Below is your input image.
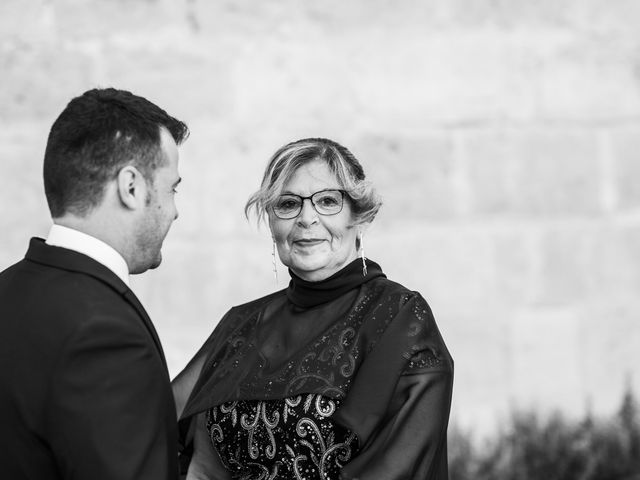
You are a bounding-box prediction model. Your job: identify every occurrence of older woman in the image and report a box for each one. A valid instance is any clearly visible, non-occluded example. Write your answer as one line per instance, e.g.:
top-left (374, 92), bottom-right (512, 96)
top-left (172, 138), bottom-right (453, 479)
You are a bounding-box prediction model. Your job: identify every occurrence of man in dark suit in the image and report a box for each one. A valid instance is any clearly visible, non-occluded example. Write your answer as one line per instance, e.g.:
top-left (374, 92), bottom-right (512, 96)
top-left (0, 88), bottom-right (189, 480)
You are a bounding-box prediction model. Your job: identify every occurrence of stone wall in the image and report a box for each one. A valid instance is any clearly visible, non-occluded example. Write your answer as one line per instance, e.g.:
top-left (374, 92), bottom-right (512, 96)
top-left (1, 0), bottom-right (639, 433)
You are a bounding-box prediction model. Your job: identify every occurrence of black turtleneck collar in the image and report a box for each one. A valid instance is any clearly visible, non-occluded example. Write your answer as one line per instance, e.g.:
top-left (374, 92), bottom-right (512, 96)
top-left (286, 258), bottom-right (386, 308)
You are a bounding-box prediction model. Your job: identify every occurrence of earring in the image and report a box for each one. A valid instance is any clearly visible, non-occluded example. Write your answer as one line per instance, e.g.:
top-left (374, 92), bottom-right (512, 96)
top-left (359, 232), bottom-right (367, 277)
top-left (271, 239), bottom-right (278, 284)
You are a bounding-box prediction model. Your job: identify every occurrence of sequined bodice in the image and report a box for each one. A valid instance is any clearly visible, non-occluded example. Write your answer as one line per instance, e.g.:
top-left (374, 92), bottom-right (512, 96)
top-left (206, 394), bottom-right (359, 480)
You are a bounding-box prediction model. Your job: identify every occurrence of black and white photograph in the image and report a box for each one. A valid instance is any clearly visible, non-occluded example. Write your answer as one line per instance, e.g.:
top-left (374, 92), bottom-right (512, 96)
top-left (0, 1), bottom-right (639, 479)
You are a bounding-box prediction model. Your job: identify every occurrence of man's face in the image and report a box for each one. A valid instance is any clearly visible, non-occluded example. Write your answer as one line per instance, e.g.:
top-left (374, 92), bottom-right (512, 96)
top-left (134, 127), bottom-right (181, 273)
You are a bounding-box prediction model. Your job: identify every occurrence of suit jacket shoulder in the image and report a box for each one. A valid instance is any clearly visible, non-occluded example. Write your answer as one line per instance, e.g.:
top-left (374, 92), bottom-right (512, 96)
top-left (0, 238), bottom-right (178, 480)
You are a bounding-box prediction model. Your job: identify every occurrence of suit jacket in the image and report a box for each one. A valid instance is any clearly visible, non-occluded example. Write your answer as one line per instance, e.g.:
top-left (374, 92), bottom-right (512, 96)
top-left (0, 238), bottom-right (178, 480)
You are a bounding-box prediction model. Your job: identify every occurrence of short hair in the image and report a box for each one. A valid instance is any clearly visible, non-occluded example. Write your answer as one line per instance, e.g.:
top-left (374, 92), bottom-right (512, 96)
top-left (245, 137), bottom-right (382, 226)
top-left (43, 88), bottom-right (189, 217)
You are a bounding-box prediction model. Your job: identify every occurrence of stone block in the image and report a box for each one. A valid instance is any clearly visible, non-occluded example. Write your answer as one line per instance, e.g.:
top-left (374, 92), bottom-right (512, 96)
top-left (51, 0), bottom-right (191, 40)
top-left (514, 129), bottom-right (600, 216)
top-left (492, 228), bottom-right (537, 306)
top-left (444, 0), bottom-right (640, 36)
top-left (591, 224), bottom-right (640, 295)
top-left (510, 308), bottom-right (585, 414)
top-left (352, 132), bottom-right (458, 221)
top-left (440, 0), bottom-right (574, 28)
top-left (99, 46), bottom-right (234, 122)
top-left (0, 122), bottom-right (52, 270)
top-left (348, 30), bottom-right (538, 126)
top-left (0, 1), bottom-right (57, 40)
top-left (367, 224), bottom-right (499, 308)
top-left (0, 44), bottom-right (95, 122)
top-left (183, 0), bottom-right (636, 36)
top-left (439, 308), bottom-right (512, 432)
top-left (369, 223), bottom-right (534, 310)
top-left (569, 0), bottom-right (640, 37)
top-left (578, 297), bottom-right (640, 415)
top-left (463, 128), bottom-right (603, 217)
top-left (533, 224), bottom-right (600, 306)
top-left (461, 129), bottom-right (517, 215)
top-left (224, 35), bottom-right (362, 137)
top-left (524, 129), bottom-right (602, 216)
top-left (609, 127), bottom-right (640, 210)
top-left (536, 45), bottom-right (640, 121)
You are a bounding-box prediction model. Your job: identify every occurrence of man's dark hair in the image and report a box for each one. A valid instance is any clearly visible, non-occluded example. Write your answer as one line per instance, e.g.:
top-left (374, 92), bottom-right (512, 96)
top-left (43, 88), bottom-right (189, 217)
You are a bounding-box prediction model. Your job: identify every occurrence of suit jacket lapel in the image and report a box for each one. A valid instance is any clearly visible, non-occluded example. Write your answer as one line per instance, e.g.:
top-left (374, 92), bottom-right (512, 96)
top-left (25, 238), bottom-right (169, 370)
top-left (122, 289), bottom-right (168, 369)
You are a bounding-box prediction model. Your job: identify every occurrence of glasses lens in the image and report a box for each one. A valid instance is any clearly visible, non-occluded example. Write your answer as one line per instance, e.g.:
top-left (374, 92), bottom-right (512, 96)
top-left (273, 195), bottom-right (302, 219)
top-left (312, 190), bottom-right (343, 215)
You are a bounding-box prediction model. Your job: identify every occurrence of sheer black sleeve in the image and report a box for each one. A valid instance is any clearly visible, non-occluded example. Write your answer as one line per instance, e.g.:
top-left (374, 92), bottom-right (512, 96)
top-left (340, 369), bottom-right (452, 479)
top-left (335, 293), bottom-right (454, 480)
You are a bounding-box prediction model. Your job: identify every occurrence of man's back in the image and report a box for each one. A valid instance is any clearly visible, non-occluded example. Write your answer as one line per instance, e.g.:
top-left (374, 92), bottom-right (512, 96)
top-left (0, 239), bottom-right (178, 480)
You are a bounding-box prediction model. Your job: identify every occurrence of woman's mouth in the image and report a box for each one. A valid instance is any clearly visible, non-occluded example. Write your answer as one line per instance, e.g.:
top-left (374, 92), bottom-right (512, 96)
top-left (293, 238), bottom-right (325, 247)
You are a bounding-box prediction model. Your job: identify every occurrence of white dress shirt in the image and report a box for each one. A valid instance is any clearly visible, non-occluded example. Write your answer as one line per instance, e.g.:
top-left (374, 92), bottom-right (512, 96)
top-left (46, 224), bottom-right (130, 286)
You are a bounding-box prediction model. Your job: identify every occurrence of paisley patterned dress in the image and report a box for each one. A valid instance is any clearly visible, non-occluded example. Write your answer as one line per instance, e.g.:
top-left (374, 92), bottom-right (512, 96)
top-left (206, 394), bottom-right (358, 480)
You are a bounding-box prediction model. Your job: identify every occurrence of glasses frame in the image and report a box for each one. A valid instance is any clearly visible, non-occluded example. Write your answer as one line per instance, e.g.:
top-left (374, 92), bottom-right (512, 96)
top-left (271, 189), bottom-right (346, 220)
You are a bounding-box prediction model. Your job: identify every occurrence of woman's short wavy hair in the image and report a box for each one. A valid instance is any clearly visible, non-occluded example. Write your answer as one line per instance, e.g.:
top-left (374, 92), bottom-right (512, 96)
top-left (245, 138), bottom-right (382, 226)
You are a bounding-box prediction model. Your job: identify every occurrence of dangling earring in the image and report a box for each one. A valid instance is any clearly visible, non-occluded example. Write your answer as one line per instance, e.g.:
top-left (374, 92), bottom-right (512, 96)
top-left (359, 232), bottom-right (367, 276)
top-left (271, 239), bottom-right (278, 284)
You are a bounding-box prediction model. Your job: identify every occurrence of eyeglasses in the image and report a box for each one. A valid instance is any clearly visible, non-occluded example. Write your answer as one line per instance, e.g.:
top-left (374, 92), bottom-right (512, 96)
top-left (272, 189), bottom-right (346, 219)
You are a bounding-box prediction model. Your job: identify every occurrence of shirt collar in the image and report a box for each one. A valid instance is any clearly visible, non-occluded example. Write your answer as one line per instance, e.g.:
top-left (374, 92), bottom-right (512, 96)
top-left (45, 224), bottom-right (130, 286)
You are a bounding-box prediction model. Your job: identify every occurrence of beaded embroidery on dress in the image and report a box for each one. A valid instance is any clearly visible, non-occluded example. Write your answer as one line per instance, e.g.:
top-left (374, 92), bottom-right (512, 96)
top-left (207, 394), bottom-right (359, 480)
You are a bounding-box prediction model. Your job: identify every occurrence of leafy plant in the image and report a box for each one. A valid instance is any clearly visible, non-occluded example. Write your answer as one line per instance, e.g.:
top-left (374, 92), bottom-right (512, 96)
top-left (449, 387), bottom-right (640, 480)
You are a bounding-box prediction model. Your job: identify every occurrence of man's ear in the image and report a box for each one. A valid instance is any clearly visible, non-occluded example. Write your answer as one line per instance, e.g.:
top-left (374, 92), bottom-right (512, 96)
top-left (116, 165), bottom-right (147, 210)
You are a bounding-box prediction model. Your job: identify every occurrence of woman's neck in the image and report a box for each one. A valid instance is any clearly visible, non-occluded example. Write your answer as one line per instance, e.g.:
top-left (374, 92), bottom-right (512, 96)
top-left (289, 251), bottom-right (359, 283)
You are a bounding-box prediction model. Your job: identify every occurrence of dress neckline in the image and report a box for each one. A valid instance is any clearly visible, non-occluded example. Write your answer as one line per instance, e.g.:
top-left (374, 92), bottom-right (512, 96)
top-left (286, 258), bottom-right (385, 308)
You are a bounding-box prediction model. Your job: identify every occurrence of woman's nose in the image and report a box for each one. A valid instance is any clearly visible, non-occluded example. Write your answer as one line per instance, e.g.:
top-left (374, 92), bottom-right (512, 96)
top-left (296, 198), bottom-right (319, 226)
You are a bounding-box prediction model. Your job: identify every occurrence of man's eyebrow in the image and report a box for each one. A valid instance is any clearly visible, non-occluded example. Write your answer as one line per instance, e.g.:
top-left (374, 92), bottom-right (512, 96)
top-left (173, 177), bottom-right (182, 187)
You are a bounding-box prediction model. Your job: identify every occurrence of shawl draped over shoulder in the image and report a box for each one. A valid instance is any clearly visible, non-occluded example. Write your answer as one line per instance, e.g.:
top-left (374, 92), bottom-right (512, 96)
top-left (172, 258), bottom-right (453, 479)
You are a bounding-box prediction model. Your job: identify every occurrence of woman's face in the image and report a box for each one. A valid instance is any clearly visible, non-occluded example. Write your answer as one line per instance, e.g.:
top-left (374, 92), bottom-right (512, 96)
top-left (269, 158), bottom-right (359, 282)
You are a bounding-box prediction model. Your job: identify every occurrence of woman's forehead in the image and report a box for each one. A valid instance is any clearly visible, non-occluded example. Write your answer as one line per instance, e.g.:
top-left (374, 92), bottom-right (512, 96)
top-left (280, 160), bottom-right (341, 193)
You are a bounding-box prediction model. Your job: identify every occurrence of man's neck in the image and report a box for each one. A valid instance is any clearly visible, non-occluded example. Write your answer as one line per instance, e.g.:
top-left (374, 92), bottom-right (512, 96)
top-left (47, 219), bottom-right (131, 285)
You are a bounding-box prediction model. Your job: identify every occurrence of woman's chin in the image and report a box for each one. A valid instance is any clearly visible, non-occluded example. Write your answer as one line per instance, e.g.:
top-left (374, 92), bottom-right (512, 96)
top-left (290, 262), bottom-right (330, 281)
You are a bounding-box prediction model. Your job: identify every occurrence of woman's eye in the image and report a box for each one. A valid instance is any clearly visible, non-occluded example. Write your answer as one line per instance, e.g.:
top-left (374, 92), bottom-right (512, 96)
top-left (277, 199), bottom-right (299, 210)
top-left (318, 196), bottom-right (339, 206)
